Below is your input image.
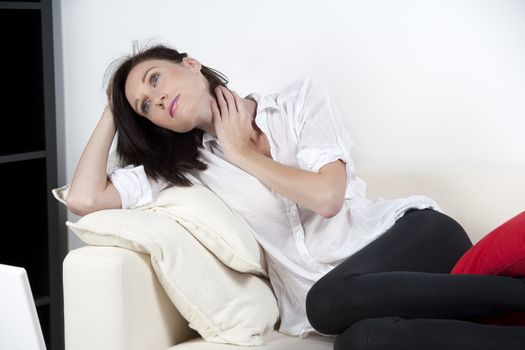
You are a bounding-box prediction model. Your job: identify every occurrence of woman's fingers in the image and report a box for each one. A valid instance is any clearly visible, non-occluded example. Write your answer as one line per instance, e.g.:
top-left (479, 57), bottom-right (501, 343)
top-left (217, 85), bottom-right (241, 114)
top-left (231, 90), bottom-right (243, 113)
top-left (215, 86), bottom-right (228, 118)
top-left (219, 86), bottom-right (236, 112)
top-left (211, 98), bottom-right (220, 122)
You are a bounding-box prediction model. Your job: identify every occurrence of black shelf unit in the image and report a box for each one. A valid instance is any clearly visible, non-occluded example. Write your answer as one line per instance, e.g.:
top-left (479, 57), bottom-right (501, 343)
top-left (0, 1), bottom-right (66, 349)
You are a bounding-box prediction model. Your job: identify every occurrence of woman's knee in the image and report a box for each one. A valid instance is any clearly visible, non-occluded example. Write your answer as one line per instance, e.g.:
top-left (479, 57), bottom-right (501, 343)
top-left (410, 209), bottom-right (473, 270)
top-left (306, 274), bottom-right (373, 335)
top-left (306, 277), bottom-right (335, 334)
top-left (427, 210), bottom-right (473, 259)
top-left (420, 209), bottom-right (469, 238)
top-left (306, 275), bottom-right (352, 334)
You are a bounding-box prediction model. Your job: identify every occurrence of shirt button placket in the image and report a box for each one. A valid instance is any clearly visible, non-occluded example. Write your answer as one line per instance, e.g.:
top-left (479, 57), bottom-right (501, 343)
top-left (287, 202), bottom-right (332, 274)
top-left (288, 206), bottom-right (303, 235)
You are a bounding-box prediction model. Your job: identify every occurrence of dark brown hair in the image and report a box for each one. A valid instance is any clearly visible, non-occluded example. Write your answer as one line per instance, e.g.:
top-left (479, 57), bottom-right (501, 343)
top-left (106, 43), bottom-right (228, 186)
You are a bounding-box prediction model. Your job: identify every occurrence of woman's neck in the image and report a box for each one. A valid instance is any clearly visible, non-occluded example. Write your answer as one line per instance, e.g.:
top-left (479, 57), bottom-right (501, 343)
top-left (201, 96), bottom-right (259, 140)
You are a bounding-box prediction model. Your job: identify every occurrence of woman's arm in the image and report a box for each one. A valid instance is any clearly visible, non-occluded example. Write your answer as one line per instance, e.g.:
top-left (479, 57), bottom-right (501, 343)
top-left (233, 150), bottom-right (347, 218)
top-left (66, 105), bottom-right (122, 216)
top-left (212, 85), bottom-right (347, 218)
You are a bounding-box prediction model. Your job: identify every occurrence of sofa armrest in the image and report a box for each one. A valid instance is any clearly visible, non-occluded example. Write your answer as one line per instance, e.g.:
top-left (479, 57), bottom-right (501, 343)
top-left (63, 246), bottom-right (198, 350)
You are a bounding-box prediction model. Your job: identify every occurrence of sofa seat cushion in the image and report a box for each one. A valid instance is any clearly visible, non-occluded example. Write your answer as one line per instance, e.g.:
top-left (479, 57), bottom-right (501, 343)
top-left (168, 331), bottom-right (334, 350)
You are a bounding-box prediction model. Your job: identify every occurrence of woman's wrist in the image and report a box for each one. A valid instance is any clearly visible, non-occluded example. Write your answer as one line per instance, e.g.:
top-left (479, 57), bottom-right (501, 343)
top-left (102, 104), bottom-right (113, 118)
top-left (101, 104), bottom-right (116, 129)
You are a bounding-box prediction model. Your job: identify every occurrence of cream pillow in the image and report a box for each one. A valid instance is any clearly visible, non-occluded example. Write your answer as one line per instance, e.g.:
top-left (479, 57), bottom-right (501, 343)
top-left (64, 209), bottom-right (279, 346)
top-left (52, 182), bottom-right (267, 277)
top-left (140, 185), bottom-right (267, 276)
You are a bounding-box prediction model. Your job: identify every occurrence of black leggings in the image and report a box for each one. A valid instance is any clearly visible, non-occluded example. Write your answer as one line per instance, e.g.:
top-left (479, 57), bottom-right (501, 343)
top-left (305, 208), bottom-right (525, 350)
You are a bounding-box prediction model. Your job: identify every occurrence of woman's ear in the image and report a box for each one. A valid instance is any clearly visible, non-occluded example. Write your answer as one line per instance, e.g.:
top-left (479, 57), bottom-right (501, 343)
top-left (183, 56), bottom-right (202, 72)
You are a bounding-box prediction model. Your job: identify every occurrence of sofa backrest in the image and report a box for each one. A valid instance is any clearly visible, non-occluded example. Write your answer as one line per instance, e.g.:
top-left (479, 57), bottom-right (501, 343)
top-left (356, 165), bottom-right (525, 243)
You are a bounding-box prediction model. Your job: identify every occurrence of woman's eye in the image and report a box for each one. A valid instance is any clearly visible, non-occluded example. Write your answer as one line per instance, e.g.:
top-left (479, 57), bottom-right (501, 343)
top-left (142, 72), bottom-right (158, 115)
top-left (142, 100), bottom-right (151, 114)
top-left (150, 73), bottom-right (159, 87)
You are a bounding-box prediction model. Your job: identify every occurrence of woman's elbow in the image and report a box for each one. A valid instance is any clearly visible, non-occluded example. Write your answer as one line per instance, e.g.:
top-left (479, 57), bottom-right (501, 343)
top-left (321, 204), bottom-right (343, 219)
top-left (67, 186), bottom-right (122, 215)
top-left (319, 192), bottom-right (345, 219)
top-left (66, 194), bottom-right (96, 217)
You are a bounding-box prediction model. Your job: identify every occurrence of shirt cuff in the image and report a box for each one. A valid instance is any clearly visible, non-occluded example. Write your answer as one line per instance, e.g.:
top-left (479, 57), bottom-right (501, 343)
top-left (297, 147), bottom-right (348, 173)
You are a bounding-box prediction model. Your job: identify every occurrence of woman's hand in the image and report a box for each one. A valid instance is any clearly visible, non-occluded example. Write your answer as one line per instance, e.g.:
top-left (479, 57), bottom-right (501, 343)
top-left (211, 85), bottom-right (255, 163)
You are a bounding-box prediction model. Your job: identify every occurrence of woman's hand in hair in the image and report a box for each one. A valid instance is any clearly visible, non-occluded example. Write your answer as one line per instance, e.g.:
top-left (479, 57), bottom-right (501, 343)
top-left (211, 85), bottom-right (256, 163)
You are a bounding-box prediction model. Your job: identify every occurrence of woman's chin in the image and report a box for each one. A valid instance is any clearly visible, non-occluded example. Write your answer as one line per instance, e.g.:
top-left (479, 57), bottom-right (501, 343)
top-left (166, 123), bottom-right (194, 134)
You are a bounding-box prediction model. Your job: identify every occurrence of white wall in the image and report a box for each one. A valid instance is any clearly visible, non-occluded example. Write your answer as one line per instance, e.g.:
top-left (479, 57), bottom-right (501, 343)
top-left (56, 0), bottom-right (525, 250)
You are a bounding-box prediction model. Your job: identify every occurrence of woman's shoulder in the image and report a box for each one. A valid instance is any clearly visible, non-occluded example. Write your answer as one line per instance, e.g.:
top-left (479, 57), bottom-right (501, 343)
top-left (276, 76), bottom-right (328, 105)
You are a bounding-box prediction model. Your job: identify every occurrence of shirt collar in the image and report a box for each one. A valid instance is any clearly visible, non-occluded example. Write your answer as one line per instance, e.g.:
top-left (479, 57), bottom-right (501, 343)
top-left (202, 130), bottom-right (217, 145)
top-left (202, 91), bottom-right (279, 146)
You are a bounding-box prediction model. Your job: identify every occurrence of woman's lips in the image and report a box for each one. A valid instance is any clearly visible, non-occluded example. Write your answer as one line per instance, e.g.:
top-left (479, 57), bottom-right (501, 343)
top-left (169, 94), bottom-right (181, 117)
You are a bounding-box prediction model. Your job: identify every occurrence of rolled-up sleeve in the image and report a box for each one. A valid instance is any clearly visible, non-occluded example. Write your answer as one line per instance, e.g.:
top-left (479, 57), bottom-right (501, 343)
top-left (296, 78), bottom-right (353, 172)
top-left (295, 78), bottom-right (362, 199)
top-left (107, 164), bottom-right (168, 209)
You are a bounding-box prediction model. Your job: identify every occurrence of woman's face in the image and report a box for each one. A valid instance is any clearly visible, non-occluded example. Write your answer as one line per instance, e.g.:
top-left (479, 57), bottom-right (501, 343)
top-left (124, 57), bottom-right (212, 133)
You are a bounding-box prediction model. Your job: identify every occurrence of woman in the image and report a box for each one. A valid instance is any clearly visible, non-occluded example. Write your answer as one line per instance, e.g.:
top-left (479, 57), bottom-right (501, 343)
top-left (67, 44), bottom-right (525, 349)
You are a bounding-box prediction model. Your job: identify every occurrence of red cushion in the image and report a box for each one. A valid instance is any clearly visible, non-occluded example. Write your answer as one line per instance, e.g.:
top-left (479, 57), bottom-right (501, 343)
top-left (450, 211), bottom-right (525, 326)
top-left (450, 210), bottom-right (525, 276)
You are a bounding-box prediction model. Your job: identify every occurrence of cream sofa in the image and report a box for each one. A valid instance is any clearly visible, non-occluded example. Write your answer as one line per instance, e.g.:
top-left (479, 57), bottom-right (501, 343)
top-left (63, 166), bottom-right (525, 350)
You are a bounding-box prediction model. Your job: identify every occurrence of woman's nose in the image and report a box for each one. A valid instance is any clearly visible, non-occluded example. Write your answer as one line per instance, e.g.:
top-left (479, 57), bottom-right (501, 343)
top-left (153, 93), bottom-right (167, 108)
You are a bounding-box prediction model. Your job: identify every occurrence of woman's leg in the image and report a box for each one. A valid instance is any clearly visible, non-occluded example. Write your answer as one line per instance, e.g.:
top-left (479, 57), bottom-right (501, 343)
top-left (305, 209), bottom-right (525, 334)
top-left (335, 317), bottom-right (525, 350)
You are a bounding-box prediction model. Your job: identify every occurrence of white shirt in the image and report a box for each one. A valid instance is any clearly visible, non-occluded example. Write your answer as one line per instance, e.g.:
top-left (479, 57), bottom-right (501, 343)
top-left (108, 77), bottom-right (441, 337)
